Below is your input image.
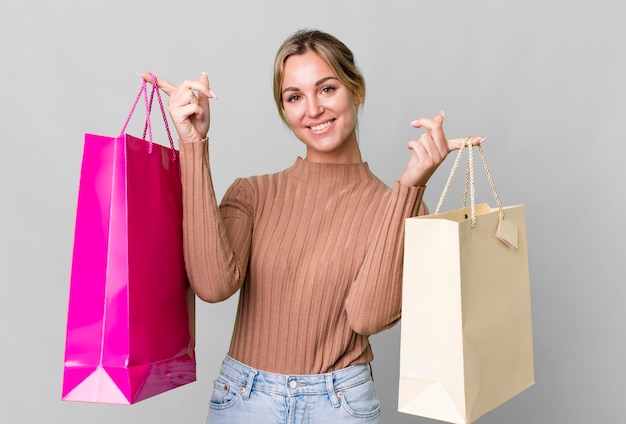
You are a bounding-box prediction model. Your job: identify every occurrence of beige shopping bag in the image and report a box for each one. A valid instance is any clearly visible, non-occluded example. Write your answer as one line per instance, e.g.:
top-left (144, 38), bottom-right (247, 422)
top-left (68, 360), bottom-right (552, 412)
top-left (399, 139), bottom-right (534, 424)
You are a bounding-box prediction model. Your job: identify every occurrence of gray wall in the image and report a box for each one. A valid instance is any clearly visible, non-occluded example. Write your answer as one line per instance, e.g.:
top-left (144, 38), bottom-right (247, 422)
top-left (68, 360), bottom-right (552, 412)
top-left (1, 1), bottom-right (624, 423)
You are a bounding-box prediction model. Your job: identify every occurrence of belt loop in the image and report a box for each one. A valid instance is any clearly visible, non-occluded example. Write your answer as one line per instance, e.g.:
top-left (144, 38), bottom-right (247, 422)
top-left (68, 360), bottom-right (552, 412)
top-left (243, 368), bottom-right (258, 400)
top-left (325, 373), bottom-right (340, 408)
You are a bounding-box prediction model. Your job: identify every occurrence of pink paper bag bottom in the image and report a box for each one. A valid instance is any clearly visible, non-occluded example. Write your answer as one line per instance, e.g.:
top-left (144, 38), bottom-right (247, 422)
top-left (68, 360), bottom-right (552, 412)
top-left (62, 352), bottom-right (196, 404)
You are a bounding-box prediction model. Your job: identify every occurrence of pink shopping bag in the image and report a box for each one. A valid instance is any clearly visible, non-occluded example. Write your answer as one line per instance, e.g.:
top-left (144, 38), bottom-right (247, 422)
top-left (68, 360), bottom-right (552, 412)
top-left (62, 75), bottom-right (196, 404)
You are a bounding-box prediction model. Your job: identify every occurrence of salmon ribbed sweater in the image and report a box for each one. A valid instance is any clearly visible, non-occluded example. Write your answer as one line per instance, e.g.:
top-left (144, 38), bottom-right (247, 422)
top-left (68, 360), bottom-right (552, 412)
top-left (180, 139), bottom-right (426, 374)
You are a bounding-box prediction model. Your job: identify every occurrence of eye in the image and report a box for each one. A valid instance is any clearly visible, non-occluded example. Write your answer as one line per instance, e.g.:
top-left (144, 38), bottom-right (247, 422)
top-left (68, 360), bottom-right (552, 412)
top-left (286, 94), bottom-right (301, 103)
top-left (321, 85), bottom-right (336, 94)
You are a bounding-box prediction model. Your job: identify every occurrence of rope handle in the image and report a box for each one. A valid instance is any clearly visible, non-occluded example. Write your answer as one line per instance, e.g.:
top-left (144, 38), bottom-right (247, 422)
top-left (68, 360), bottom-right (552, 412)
top-left (119, 73), bottom-right (177, 160)
top-left (141, 83), bottom-right (155, 141)
top-left (434, 137), bottom-right (504, 227)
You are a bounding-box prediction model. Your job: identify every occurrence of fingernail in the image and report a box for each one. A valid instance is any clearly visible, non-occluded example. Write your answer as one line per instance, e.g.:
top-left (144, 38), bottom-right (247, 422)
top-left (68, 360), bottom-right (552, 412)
top-left (410, 120), bottom-right (418, 126)
top-left (478, 136), bottom-right (487, 144)
top-left (202, 71), bottom-right (207, 75)
top-left (439, 110), bottom-right (445, 117)
top-left (136, 72), bottom-right (152, 82)
top-left (209, 89), bottom-right (219, 100)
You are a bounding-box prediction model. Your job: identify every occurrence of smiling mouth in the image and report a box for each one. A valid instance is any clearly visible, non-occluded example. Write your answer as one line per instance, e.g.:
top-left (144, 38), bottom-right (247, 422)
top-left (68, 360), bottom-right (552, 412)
top-left (308, 119), bottom-right (335, 131)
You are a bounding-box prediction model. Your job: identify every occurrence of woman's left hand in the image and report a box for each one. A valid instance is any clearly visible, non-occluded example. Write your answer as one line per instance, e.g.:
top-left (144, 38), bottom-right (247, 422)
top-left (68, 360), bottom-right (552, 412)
top-left (400, 111), bottom-right (485, 187)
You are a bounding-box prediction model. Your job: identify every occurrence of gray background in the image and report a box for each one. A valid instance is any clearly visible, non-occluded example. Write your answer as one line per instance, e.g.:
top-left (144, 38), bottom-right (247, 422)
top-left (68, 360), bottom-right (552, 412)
top-left (1, 0), bottom-right (624, 423)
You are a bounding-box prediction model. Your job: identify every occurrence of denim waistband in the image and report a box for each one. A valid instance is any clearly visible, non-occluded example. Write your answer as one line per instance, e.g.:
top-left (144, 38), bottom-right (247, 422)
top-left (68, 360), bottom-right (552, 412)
top-left (218, 355), bottom-right (373, 402)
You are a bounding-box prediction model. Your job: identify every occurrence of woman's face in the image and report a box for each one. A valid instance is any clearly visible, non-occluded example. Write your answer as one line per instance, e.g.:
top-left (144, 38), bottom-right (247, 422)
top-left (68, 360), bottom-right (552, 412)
top-left (281, 50), bottom-right (361, 163)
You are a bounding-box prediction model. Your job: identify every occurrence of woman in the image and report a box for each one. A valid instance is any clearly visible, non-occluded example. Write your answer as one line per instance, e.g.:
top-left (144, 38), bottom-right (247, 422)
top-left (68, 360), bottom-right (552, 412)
top-left (142, 29), bottom-right (483, 423)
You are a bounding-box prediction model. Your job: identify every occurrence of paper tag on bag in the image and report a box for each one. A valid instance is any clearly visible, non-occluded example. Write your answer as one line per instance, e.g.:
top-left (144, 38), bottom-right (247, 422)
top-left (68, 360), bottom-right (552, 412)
top-left (495, 216), bottom-right (518, 249)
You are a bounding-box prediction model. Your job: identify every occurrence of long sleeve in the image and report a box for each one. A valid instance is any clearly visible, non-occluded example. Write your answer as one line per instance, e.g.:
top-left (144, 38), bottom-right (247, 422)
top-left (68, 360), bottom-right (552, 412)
top-left (344, 182), bottom-right (427, 335)
top-left (179, 140), bottom-right (253, 303)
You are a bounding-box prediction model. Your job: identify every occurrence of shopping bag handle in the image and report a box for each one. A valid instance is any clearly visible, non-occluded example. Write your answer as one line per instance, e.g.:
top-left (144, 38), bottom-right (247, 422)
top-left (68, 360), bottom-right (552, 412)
top-left (434, 137), bottom-right (505, 227)
top-left (119, 73), bottom-right (177, 160)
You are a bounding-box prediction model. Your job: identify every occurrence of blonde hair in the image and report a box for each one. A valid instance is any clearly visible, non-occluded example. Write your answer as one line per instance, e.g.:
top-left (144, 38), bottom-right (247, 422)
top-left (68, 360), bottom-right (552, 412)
top-left (273, 29), bottom-right (366, 125)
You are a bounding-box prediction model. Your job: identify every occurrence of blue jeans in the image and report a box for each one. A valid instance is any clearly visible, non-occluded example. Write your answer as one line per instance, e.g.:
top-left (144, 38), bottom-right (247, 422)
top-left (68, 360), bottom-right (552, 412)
top-left (207, 355), bottom-right (382, 424)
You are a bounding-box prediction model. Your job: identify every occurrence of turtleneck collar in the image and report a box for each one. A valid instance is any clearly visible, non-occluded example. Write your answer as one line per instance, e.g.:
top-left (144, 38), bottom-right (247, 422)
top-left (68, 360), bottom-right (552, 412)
top-left (285, 157), bottom-right (374, 183)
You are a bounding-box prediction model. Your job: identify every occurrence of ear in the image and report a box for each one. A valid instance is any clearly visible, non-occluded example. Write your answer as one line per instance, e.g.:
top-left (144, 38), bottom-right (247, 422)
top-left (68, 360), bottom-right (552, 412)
top-left (354, 88), bottom-right (364, 106)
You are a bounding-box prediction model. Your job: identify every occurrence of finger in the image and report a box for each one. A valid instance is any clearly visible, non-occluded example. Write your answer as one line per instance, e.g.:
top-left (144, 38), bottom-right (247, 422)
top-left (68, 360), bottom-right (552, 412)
top-left (410, 134), bottom-right (446, 164)
top-left (406, 141), bottom-right (425, 167)
top-left (179, 77), bottom-right (214, 100)
top-left (197, 71), bottom-right (217, 100)
top-left (409, 110), bottom-right (445, 129)
top-left (196, 72), bottom-right (209, 103)
top-left (172, 103), bottom-right (205, 124)
top-left (410, 112), bottom-right (447, 150)
top-left (447, 136), bottom-right (487, 151)
top-left (194, 74), bottom-right (208, 120)
top-left (137, 72), bottom-right (177, 96)
top-left (189, 73), bottom-right (210, 120)
top-left (169, 92), bottom-right (201, 120)
top-left (407, 140), bottom-right (427, 156)
top-left (169, 85), bottom-right (197, 109)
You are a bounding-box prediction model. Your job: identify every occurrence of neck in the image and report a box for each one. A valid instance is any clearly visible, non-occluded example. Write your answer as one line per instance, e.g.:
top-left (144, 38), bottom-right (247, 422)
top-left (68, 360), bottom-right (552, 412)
top-left (304, 131), bottom-right (363, 164)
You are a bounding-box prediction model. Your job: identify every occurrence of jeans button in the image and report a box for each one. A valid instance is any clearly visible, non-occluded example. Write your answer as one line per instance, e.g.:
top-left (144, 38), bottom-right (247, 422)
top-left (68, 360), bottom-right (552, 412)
top-left (289, 380), bottom-right (297, 389)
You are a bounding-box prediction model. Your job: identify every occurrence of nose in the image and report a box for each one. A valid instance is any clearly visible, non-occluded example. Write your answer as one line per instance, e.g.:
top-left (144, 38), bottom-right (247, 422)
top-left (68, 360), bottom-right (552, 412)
top-left (306, 97), bottom-right (324, 118)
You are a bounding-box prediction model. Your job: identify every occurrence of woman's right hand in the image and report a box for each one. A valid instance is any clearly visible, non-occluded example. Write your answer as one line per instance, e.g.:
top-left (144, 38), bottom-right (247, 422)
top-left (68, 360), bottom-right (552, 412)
top-left (138, 72), bottom-right (216, 143)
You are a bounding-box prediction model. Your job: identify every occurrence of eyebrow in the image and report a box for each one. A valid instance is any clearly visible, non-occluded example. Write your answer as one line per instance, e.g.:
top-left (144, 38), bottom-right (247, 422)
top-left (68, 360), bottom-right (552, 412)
top-left (282, 76), bottom-right (339, 95)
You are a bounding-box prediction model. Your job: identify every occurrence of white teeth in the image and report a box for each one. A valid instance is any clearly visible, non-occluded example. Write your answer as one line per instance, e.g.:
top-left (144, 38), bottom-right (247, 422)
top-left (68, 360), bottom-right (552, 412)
top-left (310, 121), bottom-right (331, 131)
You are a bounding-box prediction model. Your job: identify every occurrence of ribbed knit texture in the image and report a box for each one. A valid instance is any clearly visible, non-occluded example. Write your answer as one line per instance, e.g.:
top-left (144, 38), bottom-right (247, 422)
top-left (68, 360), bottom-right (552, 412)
top-left (180, 139), bottom-right (426, 374)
